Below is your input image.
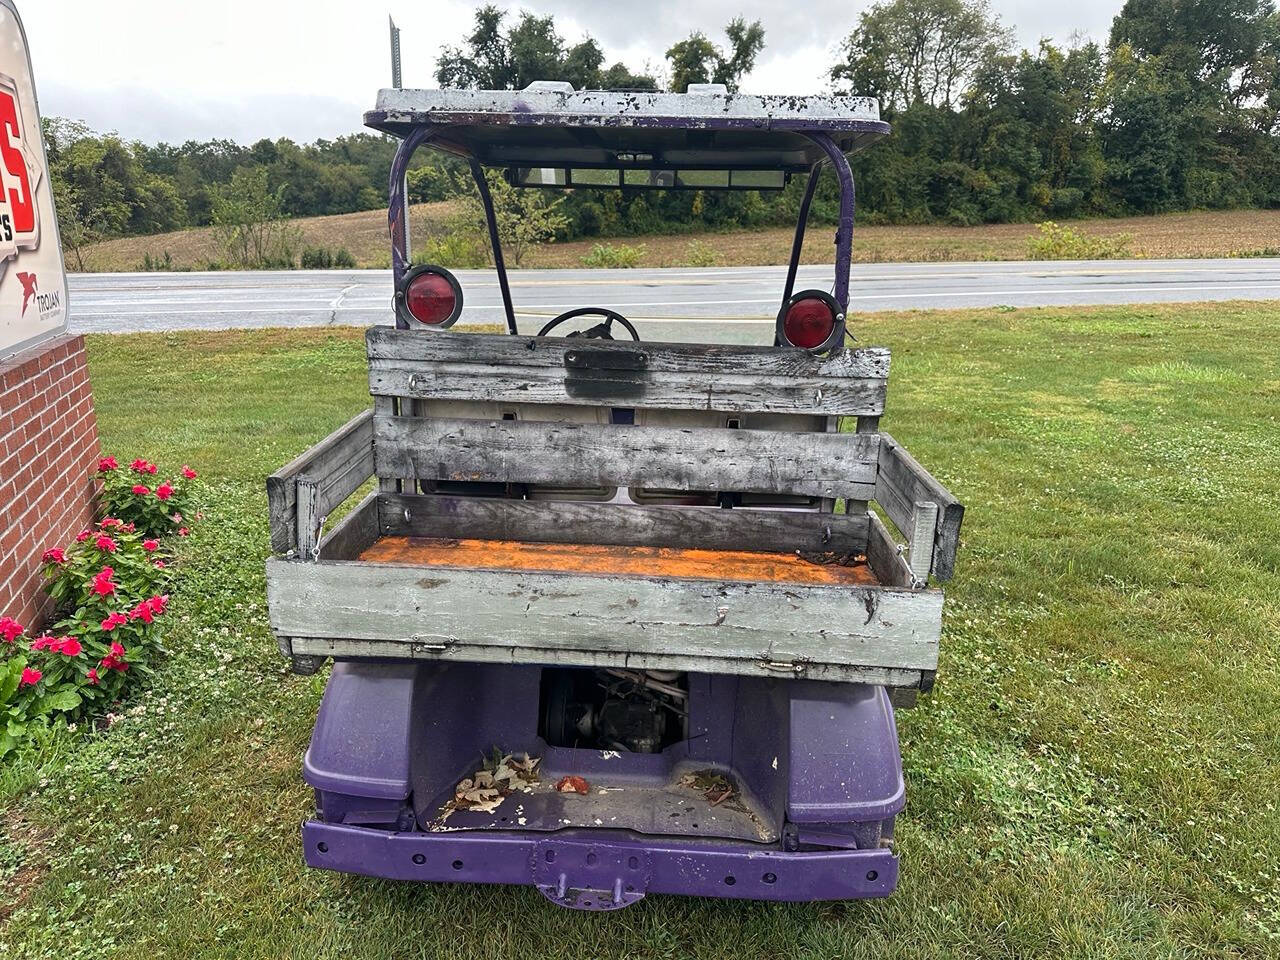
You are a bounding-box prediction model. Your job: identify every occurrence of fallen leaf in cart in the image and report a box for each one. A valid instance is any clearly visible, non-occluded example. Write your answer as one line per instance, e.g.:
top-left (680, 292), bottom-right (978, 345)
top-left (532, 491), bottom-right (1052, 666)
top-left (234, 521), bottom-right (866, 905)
top-left (556, 775), bottom-right (590, 794)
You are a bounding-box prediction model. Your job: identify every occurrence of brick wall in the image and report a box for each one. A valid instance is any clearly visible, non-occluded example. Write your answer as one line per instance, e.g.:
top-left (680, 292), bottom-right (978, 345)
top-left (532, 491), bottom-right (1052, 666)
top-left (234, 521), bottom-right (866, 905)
top-left (0, 334), bottom-right (100, 629)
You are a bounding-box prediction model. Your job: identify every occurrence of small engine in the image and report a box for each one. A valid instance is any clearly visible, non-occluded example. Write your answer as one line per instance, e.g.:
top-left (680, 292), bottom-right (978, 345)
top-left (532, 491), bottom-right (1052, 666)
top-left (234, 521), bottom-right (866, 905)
top-left (540, 667), bottom-right (687, 753)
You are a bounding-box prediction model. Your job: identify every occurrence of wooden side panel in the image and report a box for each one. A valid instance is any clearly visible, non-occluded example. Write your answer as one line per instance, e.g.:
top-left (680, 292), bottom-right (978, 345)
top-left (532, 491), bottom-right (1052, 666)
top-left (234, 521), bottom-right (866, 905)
top-left (317, 492), bottom-right (381, 560)
top-left (377, 493), bottom-right (871, 555)
top-left (266, 557), bottom-right (942, 684)
top-left (875, 433), bottom-right (964, 581)
top-left (265, 409), bottom-right (375, 554)
top-left (374, 416), bottom-right (880, 501)
top-left (366, 327), bottom-right (889, 417)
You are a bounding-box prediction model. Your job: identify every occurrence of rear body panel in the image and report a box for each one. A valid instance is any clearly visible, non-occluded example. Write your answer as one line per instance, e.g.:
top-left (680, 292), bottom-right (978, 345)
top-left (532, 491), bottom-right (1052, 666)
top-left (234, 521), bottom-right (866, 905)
top-left (302, 661), bottom-right (904, 908)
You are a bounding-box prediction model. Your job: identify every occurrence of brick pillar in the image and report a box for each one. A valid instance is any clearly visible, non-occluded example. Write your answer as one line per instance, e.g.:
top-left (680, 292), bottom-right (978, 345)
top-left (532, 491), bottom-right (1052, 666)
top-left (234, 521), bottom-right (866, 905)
top-left (0, 334), bottom-right (100, 629)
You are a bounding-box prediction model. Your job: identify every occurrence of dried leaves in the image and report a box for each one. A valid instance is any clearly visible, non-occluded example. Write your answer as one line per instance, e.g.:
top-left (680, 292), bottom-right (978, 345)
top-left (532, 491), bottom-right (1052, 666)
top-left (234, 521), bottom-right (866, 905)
top-left (452, 752), bottom-right (542, 814)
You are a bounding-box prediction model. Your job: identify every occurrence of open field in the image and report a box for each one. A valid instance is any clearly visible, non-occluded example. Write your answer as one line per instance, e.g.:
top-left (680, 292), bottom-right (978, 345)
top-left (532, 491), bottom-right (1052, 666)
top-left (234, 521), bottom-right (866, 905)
top-left (2, 302), bottom-right (1279, 958)
top-left (78, 207), bottom-right (1280, 272)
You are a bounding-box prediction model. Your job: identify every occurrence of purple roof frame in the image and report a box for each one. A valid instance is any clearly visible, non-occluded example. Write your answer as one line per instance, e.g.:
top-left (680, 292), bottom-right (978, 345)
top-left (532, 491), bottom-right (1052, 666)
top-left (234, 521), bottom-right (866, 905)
top-left (372, 84), bottom-right (889, 338)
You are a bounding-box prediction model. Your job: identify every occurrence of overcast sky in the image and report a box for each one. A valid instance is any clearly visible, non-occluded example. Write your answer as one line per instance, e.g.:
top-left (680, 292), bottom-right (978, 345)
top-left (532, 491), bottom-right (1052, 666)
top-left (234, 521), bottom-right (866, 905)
top-left (22, 0), bottom-right (1121, 145)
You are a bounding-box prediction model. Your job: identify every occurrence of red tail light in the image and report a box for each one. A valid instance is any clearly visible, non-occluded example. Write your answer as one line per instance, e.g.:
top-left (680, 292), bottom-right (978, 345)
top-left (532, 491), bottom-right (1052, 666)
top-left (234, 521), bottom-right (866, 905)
top-left (778, 290), bottom-right (842, 352)
top-left (396, 265), bottom-right (463, 328)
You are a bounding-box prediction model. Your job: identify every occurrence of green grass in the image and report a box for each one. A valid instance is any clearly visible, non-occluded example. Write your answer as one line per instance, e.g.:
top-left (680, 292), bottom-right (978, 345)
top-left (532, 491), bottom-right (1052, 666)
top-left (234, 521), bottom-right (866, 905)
top-left (2, 304), bottom-right (1279, 958)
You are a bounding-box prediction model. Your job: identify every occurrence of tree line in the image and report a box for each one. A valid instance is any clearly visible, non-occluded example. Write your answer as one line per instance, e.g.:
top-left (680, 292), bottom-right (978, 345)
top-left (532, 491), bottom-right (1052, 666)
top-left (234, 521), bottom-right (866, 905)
top-left (45, 0), bottom-right (1280, 261)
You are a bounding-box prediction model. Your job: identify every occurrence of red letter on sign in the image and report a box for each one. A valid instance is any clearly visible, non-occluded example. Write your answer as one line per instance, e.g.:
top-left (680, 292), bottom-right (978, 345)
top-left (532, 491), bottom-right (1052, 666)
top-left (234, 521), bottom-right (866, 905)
top-left (0, 90), bottom-right (34, 235)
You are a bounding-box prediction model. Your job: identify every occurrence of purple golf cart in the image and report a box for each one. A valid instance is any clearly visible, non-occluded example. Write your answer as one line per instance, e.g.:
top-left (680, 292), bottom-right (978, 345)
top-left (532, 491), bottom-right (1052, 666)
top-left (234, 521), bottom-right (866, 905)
top-left (265, 82), bottom-right (964, 910)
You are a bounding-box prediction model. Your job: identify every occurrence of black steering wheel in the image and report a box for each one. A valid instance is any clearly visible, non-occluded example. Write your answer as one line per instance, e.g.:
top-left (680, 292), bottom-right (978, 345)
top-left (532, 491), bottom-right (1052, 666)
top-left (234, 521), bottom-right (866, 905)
top-left (537, 307), bottom-right (641, 341)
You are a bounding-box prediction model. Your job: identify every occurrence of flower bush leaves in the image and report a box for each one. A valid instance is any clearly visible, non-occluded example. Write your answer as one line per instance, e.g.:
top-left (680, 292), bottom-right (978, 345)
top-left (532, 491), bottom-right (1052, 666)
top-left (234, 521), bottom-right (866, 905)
top-left (0, 455), bottom-right (200, 759)
top-left (98, 457), bottom-right (199, 538)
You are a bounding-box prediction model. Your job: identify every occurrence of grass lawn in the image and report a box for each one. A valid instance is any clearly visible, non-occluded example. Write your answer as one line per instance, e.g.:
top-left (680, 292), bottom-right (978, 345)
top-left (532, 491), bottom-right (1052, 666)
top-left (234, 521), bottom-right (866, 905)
top-left (77, 207), bottom-right (1280, 272)
top-left (2, 302), bottom-right (1279, 958)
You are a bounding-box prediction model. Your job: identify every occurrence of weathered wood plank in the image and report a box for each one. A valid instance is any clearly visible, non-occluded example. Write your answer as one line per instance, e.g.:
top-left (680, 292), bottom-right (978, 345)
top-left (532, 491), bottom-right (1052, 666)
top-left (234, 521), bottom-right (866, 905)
top-left (369, 362), bottom-right (887, 417)
top-left (367, 327), bottom-right (890, 378)
top-left (375, 492), bottom-right (871, 556)
top-left (285, 637), bottom-right (925, 688)
top-left (866, 512), bottom-right (914, 589)
top-left (266, 409), bottom-right (375, 554)
top-left (374, 416), bottom-right (880, 500)
top-left (318, 492), bottom-right (381, 560)
top-left (875, 433), bottom-right (964, 581)
top-left (266, 557), bottom-right (942, 682)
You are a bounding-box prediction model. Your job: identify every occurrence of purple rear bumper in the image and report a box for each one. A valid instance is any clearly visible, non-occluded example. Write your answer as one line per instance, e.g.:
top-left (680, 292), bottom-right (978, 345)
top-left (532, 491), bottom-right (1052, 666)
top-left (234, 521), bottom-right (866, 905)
top-left (304, 821), bottom-right (898, 909)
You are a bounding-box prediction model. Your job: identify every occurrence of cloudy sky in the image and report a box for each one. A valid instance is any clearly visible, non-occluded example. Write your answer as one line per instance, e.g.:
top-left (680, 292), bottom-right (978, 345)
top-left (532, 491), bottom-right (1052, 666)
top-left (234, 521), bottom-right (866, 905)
top-left (22, 0), bottom-right (1121, 145)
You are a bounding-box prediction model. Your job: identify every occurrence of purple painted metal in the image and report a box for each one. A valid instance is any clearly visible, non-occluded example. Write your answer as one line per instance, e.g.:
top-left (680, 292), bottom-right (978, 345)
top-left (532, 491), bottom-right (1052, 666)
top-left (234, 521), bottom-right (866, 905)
top-left (469, 159), bottom-right (519, 335)
top-left (801, 132), bottom-right (856, 313)
top-left (388, 125), bottom-right (434, 321)
top-left (300, 662), bottom-right (904, 908)
top-left (304, 822), bottom-right (898, 909)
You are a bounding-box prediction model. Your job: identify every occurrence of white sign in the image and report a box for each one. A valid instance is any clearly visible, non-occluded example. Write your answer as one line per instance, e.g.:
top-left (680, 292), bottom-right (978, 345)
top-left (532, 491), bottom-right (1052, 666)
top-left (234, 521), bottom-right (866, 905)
top-left (0, 1), bottom-right (67, 358)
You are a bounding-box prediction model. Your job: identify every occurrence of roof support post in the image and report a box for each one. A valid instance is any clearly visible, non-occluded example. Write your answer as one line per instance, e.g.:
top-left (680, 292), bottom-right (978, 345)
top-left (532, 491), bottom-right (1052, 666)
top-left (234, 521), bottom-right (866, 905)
top-left (388, 126), bottom-right (434, 326)
top-left (779, 161), bottom-right (823, 318)
top-left (801, 133), bottom-right (856, 314)
top-left (470, 159), bottom-right (519, 336)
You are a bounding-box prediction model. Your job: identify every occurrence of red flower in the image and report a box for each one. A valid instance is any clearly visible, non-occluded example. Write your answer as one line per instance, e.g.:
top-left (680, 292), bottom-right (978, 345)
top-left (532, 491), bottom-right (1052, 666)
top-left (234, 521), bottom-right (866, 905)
top-left (178, 527), bottom-right (190, 537)
top-left (101, 641), bottom-right (129, 673)
top-left (91, 567), bottom-right (117, 597)
top-left (132, 484), bottom-right (150, 496)
top-left (98, 456), bottom-right (119, 472)
top-left (29, 634), bottom-right (56, 651)
top-left (130, 601), bottom-right (155, 624)
top-left (129, 458), bottom-right (152, 473)
top-left (19, 667), bottom-right (41, 687)
top-left (95, 534), bottom-right (117, 553)
top-left (58, 638), bottom-right (82, 657)
top-left (42, 547), bottom-right (67, 565)
top-left (0, 616), bottom-right (23, 643)
top-left (182, 465), bottom-right (198, 479)
top-left (100, 517), bottom-right (122, 528)
top-left (148, 595), bottom-right (169, 615)
top-left (76, 529), bottom-right (91, 543)
top-left (142, 539), bottom-right (159, 552)
top-left (153, 560), bottom-right (167, 570)
top-left (87, 667), bottom-right (100, 685)
top-left (100, 612), bottom-right (129, 631)
top-left (156, 482), bottom-right (174, 501)
top-left (122, 522), bottom-right (135, 533)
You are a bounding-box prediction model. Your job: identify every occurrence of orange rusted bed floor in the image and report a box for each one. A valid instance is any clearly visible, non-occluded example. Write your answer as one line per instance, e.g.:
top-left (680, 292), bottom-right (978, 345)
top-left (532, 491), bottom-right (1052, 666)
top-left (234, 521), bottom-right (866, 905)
top-left (357, 536), bottom-right (879, 587)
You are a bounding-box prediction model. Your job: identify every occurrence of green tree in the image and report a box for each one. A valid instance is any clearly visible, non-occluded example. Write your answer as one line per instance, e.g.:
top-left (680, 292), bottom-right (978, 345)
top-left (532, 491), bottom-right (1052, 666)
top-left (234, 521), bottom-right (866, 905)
top-left (209, 167), bottom-right (302, 269)
top-left (435, 5), bottom-right (655, 91)
top-left (665, 18), bottom-right (766, 93)
top-left (830, 0), bottom-right (1014, 111)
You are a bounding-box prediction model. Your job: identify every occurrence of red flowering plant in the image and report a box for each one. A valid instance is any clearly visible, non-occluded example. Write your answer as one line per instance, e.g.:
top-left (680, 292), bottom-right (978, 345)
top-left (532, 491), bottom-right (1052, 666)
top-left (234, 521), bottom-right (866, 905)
top-left (0, 457), bottom-right (197, 758)
top-left (97, 456), bottom-right (201, 539)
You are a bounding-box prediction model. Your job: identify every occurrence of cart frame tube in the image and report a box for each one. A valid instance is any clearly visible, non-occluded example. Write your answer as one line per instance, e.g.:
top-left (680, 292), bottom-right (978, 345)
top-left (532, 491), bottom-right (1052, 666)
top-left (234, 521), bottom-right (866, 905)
top-left (392, 127), bottom-right (856, 336)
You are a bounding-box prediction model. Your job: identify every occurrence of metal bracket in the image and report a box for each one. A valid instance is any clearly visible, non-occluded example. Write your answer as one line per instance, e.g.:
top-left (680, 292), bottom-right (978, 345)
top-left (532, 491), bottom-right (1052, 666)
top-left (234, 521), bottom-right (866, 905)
top-left (907, 500), bottom-right (939, 587)
top-left (531, 840), bottom-right (652, 911)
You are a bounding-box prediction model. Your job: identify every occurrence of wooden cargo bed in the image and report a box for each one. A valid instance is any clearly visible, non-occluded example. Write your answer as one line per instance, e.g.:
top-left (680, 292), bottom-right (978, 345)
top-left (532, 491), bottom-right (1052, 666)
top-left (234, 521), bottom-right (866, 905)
top-left (358, 536), bottom-right (880, 587)
top-left (265, 329), bottom-right (964, 691)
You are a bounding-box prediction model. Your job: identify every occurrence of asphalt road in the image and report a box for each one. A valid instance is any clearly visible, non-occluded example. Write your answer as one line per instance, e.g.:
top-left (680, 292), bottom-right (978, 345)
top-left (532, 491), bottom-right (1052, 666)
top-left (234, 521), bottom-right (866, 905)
top-left (67, 258), bottom-right (1280, 344)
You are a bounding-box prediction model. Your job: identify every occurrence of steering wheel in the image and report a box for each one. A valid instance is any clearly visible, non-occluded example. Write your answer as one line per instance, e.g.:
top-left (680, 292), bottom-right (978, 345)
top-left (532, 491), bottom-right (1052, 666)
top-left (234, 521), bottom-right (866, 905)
top-left (537, 307), bottom-right (641, 341)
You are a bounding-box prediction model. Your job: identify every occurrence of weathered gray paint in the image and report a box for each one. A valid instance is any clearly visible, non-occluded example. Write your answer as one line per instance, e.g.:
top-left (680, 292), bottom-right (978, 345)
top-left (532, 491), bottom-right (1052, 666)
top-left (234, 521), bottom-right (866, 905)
top-left (875, 433), bottom-right (964, 581)
top-left (265, 409), bottom-right (375, 554)
top-left (374, 415), bottom-right (881, 501)
top-left (375, 492), bottom-right (872, 556)
top-left (266, 556), bottom-right (942, 684)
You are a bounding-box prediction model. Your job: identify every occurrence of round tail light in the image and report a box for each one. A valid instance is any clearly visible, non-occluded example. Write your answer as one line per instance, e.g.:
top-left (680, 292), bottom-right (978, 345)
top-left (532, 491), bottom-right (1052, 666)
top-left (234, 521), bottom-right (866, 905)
top-left (396, 264), bottom-right (463, 328)
top-left (777, 290), bottom-right (843, 352)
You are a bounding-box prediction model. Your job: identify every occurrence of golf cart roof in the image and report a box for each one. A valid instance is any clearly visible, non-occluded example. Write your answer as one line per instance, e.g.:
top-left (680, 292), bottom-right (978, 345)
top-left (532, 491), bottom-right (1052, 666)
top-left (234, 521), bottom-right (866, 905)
top-left (364, 83), bottom-right (889, 172)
